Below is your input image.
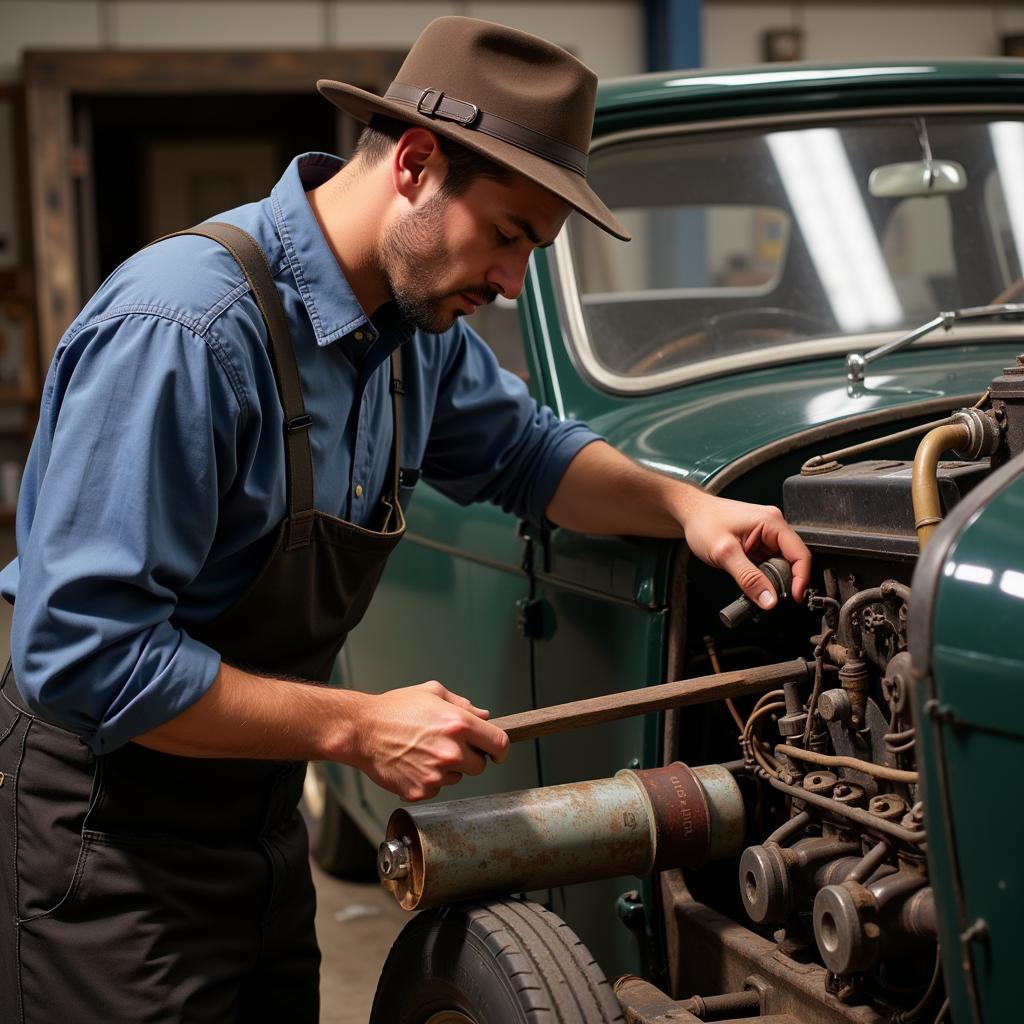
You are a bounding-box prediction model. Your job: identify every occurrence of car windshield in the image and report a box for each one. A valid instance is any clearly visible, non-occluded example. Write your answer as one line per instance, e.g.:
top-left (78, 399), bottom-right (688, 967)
top-left (561, 114), bottom-right (1024, 390)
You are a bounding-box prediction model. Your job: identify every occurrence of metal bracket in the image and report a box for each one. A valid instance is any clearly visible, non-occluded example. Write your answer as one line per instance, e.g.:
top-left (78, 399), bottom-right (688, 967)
top-left (515, 596), bottom-right (544, 640)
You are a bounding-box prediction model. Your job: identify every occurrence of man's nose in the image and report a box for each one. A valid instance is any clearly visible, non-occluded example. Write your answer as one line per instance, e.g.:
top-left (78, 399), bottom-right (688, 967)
top-left (487, 251), bottom-right (531, 302)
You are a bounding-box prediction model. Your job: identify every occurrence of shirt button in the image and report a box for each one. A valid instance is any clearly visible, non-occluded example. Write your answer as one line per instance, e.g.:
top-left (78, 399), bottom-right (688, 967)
top-left (354, 483), bottom-right (364, 497)
top-left (353, 331), bottom-right (365, 342)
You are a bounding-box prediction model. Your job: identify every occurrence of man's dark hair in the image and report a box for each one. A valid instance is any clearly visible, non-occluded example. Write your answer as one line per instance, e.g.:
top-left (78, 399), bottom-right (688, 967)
top-left (352, 115), bottom-right (514, 198)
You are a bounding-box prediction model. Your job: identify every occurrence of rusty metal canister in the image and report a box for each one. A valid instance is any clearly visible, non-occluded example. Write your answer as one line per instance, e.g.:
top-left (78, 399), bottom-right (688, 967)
top-left (378, 762), bottom-right (744, 911)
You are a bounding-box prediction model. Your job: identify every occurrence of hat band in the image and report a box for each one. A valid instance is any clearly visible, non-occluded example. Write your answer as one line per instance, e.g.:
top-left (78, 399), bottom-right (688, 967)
top-left (384, 82), bottom-right (588, 176)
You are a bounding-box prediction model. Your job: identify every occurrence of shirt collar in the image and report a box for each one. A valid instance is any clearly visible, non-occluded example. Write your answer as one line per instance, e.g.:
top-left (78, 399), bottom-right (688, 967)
top-left (271, 152), bottom-right (391, 349)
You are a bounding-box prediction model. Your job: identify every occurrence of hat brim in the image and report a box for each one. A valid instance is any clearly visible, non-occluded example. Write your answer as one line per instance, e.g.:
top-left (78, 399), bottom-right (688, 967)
top-left (317, 79), bottom-right (630, 242)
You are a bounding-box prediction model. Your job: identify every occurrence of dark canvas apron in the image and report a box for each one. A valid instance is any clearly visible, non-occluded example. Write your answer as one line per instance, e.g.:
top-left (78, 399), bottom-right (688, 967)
top-left (0, 222), bottom-right (405, 1023)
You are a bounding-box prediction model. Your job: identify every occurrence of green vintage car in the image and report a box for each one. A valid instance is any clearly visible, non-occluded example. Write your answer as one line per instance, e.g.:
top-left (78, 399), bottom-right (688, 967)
top-left (307, 61), bottom-right (1024, 1023)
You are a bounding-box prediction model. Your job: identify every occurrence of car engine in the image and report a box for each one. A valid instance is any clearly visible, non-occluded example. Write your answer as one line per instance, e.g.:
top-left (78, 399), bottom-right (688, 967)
top-left (377, 355), bottom-right (1024, 1023)
top-left (647, 355), bottom-right (1024, 1023)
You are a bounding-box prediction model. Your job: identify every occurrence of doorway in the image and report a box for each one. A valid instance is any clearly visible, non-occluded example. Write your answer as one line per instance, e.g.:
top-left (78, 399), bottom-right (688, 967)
top-left (24, 48), bottom-right (403, 365)
top-left (77, 91), bottom-right (338, 292)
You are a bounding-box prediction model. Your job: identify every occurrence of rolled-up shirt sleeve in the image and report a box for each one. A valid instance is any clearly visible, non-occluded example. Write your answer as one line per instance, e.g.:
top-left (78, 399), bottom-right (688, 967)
top-left (10, 312), bottom-right (241, 753)
top-left (421, 322), bottom-right (601, 524)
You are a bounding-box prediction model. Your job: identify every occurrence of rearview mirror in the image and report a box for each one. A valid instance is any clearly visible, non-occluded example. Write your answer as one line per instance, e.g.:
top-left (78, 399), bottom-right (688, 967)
top-left (868, 160), bottom-right (967, 198)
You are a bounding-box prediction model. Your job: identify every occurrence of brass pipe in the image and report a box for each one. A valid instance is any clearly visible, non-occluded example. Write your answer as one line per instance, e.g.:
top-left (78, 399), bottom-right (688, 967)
top-left (911, 423), bottom-right (971, 550)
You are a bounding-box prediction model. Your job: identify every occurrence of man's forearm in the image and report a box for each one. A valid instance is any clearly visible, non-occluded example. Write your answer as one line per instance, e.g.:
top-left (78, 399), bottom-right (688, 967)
top-left (134, 663), bottom-right (511, 802)
top-left (546, 440), bottom-right (696, 536)
top-left (135, 663), bottom-right (361, 761)
top-left (547, 439), bottom-right (812, 606)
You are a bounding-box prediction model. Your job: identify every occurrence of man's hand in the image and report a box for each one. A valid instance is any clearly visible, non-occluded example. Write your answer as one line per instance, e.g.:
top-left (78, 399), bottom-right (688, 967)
top-left (675, 489), bottom-right (811, 608)
top-left (349, 680), bottom-right (510, 802)
top-left (137, 667), bottom-right (509, 799)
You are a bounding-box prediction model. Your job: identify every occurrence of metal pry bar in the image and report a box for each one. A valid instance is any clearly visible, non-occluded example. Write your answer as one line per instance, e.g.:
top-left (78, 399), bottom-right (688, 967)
top-left (490, 658), bottom-right (810, 743)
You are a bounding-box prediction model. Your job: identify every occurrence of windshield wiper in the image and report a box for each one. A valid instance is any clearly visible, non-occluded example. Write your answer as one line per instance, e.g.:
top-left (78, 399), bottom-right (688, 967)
top-left (846, 303), bottom-right (1024, 383)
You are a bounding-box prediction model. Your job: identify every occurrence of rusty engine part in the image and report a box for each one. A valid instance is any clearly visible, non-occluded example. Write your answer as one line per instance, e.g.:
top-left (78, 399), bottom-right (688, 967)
top-left (988, 354), bottom-right (1024, 467)
top-left (377, 762), bottom-right (745, 911)
top-left (719, 558), bottom-right (792, 630)
top-left (813, 875), bottom-right (937, 975)
top-left (614, 975), bottom-right (774, 1024)
top-left (739, 837), bottom-right (862, 926)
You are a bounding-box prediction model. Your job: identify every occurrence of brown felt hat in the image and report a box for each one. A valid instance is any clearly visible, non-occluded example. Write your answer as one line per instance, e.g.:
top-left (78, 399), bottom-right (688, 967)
top-left (317, 17), bottom-right (629, 241)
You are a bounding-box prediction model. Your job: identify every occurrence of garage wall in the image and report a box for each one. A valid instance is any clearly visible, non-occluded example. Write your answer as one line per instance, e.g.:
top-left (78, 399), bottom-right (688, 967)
top-left (0, 1), bottom-right (644, 81)
top-left (2, 1), bottom-right (1023, 83)
top-left (705, 3), bottom-right (1024, 68)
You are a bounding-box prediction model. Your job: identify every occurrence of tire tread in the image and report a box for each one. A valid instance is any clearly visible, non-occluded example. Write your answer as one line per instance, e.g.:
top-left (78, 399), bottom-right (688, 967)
top-left (370, 897), bottom-right (624, 1023)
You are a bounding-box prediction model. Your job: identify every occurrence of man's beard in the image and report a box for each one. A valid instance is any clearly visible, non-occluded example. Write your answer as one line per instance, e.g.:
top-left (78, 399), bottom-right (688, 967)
top-left (376, 191), bottom-right (495, 333)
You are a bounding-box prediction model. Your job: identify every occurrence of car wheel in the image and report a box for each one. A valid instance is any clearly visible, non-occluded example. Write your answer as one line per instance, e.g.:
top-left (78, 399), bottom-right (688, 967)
top-left (369, 898), bottom-right (625, 1024)
top-left (301, 761), bottom-right (376, 878)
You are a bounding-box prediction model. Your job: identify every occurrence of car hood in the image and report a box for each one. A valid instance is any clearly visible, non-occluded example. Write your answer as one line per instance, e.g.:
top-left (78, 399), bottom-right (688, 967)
top-left (582, 345), bottom-right (1023, 488)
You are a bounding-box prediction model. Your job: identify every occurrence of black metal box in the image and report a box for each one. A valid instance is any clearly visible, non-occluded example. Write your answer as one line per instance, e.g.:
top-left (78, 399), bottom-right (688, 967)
top-left (783, 459), bottom-right (989, 559)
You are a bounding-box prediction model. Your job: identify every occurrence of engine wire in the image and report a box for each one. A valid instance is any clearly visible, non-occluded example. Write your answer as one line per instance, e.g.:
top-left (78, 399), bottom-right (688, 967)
top-left (703, 636), bottom-right (746, 733)
top-left (887, 737), bottom-right (918, 755)
top-left (742, 698), bottom-right (786, 775)
top-left (885, 727), bottom-right (916, 743)
top-left (775, 744), bottom-right (919, 784)
top-left (802, 627), bottom-right (833, 747)
top-left (802, 415), bottom-right (956, 473)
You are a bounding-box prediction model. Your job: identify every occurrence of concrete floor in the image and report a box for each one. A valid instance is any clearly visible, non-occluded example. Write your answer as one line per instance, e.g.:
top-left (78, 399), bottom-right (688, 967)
top-left (0, 528), bottom-right (405, 1023)
top-left (314, 863), bottom-right (408, 1023)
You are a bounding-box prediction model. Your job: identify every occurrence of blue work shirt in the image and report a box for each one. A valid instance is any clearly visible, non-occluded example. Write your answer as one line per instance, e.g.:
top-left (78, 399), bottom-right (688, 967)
top-left (0, 152), bottom-right (598, 754)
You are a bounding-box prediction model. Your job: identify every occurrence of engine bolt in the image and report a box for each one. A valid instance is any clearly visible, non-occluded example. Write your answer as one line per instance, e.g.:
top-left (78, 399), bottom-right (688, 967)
top-left (868, 794), bottom-right (908, 821)
top-left (832, 783), bottom-right (866, 807)
top-left (378, 837), bottom-right (412, 880)
top-left (818, 689), bottom-right (851, 723)
top-left (778, 712), bottom-right (807, 738)
top-left (900, 803), bottom-right (926, 831)
top-left (803, 771), bottom-right (838, 795)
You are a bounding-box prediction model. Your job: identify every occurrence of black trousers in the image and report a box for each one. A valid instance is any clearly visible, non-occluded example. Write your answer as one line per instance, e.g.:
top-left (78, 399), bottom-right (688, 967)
top-left (0, 668), bottom-right (320, 1023)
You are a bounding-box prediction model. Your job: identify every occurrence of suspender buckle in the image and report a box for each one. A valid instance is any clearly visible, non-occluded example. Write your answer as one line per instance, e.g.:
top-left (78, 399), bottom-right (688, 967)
top-left (390, 378), bottom-right (405, 396)
top-left (286, 413), bottom-right (313, 433)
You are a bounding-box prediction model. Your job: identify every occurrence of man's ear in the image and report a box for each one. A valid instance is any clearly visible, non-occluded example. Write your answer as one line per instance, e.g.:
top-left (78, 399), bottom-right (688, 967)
top-left (392, 127), bottom-right (447, 203)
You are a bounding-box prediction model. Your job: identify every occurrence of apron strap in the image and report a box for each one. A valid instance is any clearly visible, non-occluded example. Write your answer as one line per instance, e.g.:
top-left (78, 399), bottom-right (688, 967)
top-left (385, 348), bottom-right (405, 533)
top-left (390, 349), bottom-right (404, 500)
top-left (163, 222), bottom-right (316, 549)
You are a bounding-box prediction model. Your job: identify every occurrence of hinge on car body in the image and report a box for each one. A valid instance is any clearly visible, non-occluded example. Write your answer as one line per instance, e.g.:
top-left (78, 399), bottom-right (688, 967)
top-left (515, 597), bottom-right (544, 640)
top-left (924, 698), bottom-right (958, 725)
top-left (517, 520), bottom-right (550, 575)
top-left (961, 919), bottom-right (988, 947)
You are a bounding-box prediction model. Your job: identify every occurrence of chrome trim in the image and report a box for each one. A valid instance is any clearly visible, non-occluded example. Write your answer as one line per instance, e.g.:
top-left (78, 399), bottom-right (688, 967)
top-left (527, 254), bottom-right (566, 418)
top-left (592, 103), bottom-right (1024, 151)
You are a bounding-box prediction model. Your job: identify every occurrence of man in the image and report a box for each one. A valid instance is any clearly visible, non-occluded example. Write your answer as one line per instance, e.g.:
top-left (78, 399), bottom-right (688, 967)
top-left (0, 16), bottom-right (810, 1022)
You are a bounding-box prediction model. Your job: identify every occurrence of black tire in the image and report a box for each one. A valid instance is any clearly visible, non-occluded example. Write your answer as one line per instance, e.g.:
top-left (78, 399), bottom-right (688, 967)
top-left (301, 762), bottom-right (376, 878)
top-left (369, 898), bottom-right (625, 1024)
